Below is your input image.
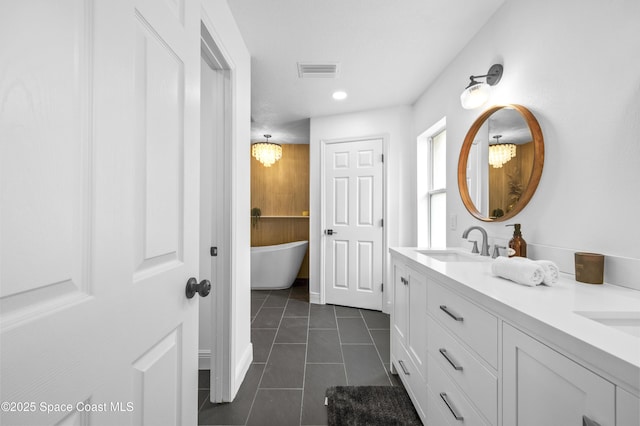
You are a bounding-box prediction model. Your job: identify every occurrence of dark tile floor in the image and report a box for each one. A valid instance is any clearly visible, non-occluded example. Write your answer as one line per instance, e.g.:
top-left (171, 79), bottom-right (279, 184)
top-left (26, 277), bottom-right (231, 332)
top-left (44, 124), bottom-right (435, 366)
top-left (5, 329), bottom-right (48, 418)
top-left (198, 280), bottom-right (399, 426)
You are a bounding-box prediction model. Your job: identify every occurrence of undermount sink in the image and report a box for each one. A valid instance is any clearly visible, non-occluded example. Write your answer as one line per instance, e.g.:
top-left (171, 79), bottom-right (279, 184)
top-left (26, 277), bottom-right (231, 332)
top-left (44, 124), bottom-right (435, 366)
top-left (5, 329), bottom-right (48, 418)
top-left (574, 311), bottom-right (640, 338)
top-left (415, 249), bottom-right (490, 263)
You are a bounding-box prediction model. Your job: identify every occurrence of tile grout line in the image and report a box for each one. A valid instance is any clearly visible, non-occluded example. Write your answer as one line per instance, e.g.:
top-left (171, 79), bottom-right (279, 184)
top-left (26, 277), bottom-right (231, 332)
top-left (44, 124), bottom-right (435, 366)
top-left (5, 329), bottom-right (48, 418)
top-left (363, 313), bottom-right (393, 386)
top-left (245, 290), bottom-right (289, 425)
top-left (226, 290), bottom-right (268, 425)
top-left (298, 297), bottom-right (311, 425)
top-left (250, 294), bottom-right (268, 326)
top-left (339, 343), bottom-right (375, 346)
top-left (334, 306), bottom-right (349, 386)
top-left (197, 390), bottom-right (209, 413)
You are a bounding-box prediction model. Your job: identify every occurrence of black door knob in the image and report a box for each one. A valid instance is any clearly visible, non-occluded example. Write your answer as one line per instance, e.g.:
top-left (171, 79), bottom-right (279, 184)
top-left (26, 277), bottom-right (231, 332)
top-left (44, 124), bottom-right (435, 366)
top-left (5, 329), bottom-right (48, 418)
top-left (185, 278), bottom-right (212, 299)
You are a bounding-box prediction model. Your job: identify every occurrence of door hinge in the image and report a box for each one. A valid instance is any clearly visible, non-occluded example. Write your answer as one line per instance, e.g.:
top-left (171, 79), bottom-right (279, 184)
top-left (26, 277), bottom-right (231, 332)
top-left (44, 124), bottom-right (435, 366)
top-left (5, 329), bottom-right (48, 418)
top-left (210, 247), bottom-right (218, 257)
top-left (381, 154), bottom-right (384, 163)
top-left (381, 283), bottom-right (384, 292)
top-left (380, 218), bottom-right (384, 227)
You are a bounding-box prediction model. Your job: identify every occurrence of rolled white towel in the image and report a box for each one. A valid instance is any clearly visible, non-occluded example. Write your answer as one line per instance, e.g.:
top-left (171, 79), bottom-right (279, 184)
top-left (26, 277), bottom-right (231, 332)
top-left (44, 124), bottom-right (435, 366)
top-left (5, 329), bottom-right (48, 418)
top-left (534, 260), bottom-right (559, 286)
top-left (508, 257), bottom-right (560, 286)
top-left (491, 256), bottom-right (544, 286)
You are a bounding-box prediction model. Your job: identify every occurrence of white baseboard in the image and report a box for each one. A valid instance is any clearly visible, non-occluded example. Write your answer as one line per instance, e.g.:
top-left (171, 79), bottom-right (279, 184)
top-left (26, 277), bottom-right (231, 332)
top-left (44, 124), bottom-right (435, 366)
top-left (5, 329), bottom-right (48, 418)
top-left (309, 291), bottom-right (321, 304)
top-left (232, 343), bottom-right (253, 399)
top-left (198, 349), bottom-right (211, 370)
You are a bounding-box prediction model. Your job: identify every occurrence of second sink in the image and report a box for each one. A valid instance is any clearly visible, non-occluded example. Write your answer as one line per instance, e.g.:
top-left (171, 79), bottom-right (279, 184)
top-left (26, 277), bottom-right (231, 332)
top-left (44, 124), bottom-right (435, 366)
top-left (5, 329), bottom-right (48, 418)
top-left (574, 311), bottom-right (640, 338)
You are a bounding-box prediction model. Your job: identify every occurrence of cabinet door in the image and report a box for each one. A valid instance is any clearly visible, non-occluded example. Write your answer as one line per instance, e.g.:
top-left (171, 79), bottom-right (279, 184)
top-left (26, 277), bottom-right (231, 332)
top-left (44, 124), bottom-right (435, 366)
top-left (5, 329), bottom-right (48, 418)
top-left (392, 261), bottom-right (408, 345)
top-left (407, 266), bottom-right (427, 380)
top-left (503, 324), bottom-right (615, 426)
top-left (617, 387), bottom-right (640, 426)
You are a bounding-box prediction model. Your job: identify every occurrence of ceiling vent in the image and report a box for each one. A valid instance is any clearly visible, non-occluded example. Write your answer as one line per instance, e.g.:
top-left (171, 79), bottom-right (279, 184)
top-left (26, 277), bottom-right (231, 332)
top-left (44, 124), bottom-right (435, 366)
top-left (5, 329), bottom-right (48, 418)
top-left (297, 62), bottom-right (340, 79)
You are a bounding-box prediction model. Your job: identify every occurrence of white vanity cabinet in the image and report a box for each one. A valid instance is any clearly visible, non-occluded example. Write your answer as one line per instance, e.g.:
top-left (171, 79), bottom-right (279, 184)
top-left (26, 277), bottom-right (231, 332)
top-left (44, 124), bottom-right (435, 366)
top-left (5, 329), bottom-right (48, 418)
top-left (503, 323), bottom-right (615, 426)
top-left (391, 258), bottom-right (428, 422)
top-left (617, 387), bottom-right (640, 426)
top-left (389, 248), bottom-right (640, 426)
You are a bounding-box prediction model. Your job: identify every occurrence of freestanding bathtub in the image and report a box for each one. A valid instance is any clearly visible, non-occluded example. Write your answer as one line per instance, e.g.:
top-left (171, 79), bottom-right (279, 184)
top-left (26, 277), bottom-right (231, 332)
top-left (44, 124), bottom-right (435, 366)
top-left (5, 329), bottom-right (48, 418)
top-left (251, 240), bottom-right (308, 290)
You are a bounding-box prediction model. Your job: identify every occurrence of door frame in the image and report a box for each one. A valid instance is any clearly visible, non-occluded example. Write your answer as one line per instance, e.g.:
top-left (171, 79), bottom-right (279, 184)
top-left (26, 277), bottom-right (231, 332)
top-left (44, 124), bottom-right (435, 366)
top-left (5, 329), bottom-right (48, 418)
top-left (319, 135), bottom-right (388, 311)
top-left (200, 17), bottom-right (233, 403)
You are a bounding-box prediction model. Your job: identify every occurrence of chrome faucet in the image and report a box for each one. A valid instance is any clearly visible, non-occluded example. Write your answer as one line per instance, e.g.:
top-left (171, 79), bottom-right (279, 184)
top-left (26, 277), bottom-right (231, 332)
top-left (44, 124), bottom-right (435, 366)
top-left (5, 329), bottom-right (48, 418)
top-left (462, 226), bottom-right (490, 256)
top-left (492, 244), bottom-right (506, 259)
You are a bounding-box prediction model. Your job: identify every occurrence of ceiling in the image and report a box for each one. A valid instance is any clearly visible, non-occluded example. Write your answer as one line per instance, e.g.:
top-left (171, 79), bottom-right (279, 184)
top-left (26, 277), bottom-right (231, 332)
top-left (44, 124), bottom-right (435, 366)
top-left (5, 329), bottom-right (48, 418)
top-left (227, 0), bottom-right (506, 143)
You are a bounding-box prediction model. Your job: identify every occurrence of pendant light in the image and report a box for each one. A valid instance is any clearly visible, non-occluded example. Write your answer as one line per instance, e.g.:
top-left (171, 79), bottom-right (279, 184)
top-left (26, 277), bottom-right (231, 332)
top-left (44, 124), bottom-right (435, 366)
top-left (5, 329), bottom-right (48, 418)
top-left (489, 135), bottom-right (516, 168)
top-left (460, 64), bottom-right (503, 109)
top-left (251, 134), bottom-right (282, 167)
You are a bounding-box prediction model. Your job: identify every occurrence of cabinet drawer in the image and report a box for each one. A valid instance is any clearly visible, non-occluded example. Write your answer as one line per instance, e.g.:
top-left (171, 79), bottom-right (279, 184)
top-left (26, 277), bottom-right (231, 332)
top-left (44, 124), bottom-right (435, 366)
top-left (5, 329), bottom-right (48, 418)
top-left (426, 385), bottom-right (455, 426)
top-left (393, 333), bottom-right (427, 422)
top-left (427, 318), bottom-right (497, 424)
top-left (427, 352), bottom-right (491, 425)
top-left (427, 281), bottom-right (498, 368)
top-left (392, 327), bottom-right (408, 367)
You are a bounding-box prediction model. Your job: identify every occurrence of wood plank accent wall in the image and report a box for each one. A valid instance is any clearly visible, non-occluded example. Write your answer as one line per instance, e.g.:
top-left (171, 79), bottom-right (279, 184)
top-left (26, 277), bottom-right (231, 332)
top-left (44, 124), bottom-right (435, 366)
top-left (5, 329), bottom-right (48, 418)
top-left (489, 142), bottom-right (535, 216)
top-left (251, 144), bottom-right (310, 278)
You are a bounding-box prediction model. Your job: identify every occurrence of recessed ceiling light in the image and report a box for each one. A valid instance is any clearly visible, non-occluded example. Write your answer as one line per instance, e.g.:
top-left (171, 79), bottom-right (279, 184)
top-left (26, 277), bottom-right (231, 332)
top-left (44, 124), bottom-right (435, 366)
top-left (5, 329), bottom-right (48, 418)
top-left (332, 91), bottom-right (347, 100)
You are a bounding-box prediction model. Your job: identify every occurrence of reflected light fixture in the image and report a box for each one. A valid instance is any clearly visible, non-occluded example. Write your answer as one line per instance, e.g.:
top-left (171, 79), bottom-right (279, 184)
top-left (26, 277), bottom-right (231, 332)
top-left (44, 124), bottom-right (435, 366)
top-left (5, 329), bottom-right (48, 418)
top-left (460, 64), bottom-right (503, 109)
top-left (489, 134), bottom-right (516, 168)
top-left (251, 134), bottom-right (282, 167)
top-left (332, 90), bottom-right (347, 100)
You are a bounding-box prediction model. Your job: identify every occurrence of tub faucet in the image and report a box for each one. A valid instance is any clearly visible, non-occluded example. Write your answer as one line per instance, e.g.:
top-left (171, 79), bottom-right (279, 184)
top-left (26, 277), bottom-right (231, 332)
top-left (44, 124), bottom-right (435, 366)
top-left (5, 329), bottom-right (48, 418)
top-left (462, 226), bottom-right (490, 256)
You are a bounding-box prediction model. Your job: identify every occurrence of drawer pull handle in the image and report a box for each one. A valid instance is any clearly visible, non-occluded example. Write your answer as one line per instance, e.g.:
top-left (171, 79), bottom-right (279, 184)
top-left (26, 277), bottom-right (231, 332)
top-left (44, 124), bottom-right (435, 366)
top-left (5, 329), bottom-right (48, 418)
top-left (439, 348), bottom-right (463, 371)
top-left (398, 360), bottom-right (410, 375)
top-left (440, 392), bottom-right (464, 421)
top-left (440, 305), bottom-right (464, 322)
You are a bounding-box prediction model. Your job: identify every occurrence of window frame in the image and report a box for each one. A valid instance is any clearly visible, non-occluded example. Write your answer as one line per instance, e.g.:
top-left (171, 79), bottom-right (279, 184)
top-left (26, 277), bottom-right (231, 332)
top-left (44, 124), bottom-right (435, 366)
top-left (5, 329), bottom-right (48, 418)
top-left (417, 117), bottom-right (447, 248)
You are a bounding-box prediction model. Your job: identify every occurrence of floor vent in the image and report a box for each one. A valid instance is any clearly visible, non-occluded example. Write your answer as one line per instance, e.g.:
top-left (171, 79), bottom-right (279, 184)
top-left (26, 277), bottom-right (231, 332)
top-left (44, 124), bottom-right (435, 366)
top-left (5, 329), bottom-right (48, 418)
top-left (297, 62), bottom-right (340, 79)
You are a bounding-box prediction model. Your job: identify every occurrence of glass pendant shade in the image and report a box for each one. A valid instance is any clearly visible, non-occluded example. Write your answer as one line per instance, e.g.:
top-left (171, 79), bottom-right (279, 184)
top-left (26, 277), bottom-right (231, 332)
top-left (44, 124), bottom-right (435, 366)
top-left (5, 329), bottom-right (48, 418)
top-left (252, 142), bottom-right (282, 167)
top-left (460, 82), bottom-right (491, 109)
top-left (488, 143), bottom-right (517, 168)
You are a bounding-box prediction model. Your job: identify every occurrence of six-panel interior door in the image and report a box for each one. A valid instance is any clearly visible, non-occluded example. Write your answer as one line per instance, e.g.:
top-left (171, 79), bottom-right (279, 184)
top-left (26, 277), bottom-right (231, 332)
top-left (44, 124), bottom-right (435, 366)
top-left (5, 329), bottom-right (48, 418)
top-left (0, 0), bottom-right (201, 424)
top-left (324, 139), bottom-right (383, 310)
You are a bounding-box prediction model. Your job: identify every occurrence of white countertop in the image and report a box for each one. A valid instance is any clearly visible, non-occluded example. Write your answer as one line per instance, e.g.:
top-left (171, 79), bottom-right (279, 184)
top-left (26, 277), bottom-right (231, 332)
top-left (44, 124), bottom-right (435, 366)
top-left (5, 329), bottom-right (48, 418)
top-left (390, 247), bottom-right (640, 392)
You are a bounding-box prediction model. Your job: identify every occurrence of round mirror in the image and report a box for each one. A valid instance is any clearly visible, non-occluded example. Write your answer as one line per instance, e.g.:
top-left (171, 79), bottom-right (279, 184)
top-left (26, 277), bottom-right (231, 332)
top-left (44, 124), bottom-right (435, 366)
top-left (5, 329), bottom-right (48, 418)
top-left (458, 104), bottom-right (544, 222)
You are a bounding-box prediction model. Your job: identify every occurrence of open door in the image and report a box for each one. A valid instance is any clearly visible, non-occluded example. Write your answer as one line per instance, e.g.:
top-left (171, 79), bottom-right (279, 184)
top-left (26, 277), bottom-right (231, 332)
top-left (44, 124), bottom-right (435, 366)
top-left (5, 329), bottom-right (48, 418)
top-left (1, 0), bottom-right (203, 424)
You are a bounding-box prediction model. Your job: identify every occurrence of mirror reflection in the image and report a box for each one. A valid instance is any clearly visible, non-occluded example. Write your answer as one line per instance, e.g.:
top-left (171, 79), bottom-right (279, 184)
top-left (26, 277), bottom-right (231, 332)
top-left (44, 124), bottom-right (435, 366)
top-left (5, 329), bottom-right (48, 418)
top-left (458, 104), bottom-right (544, 222)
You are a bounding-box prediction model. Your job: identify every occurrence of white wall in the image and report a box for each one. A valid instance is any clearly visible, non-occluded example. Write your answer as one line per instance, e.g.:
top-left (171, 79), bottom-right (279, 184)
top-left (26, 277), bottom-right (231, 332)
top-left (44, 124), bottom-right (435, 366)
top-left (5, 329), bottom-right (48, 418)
top-left (308, 0), bottom-right (640, 296)
top-left (413, 0), bottom-right (640, 275)
top-left (201, 0), bottom-right (252, 398)
top-left (309, 105), bottom-right (414, 310)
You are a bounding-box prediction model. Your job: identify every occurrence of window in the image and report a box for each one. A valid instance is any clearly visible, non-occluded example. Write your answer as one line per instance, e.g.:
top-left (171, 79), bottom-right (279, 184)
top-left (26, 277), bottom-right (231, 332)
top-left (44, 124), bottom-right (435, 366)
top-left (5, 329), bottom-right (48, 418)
top-left (429, 129), bottom-right (447, 247)
top-left (417, 118), bottom-right (446, 247)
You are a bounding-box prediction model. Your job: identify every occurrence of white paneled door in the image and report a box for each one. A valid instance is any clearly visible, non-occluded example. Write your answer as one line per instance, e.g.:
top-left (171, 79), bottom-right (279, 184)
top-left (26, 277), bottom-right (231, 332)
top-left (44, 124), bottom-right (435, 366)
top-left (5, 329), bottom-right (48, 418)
top-left (0, 0), bottom-right (202, 425)
top-left (324, 139), bottom-right (384, 310)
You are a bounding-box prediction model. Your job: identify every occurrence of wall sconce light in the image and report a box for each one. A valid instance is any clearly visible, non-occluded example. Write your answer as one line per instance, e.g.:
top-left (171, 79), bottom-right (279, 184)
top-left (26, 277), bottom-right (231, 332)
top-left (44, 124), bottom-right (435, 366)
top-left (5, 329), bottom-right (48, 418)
top-left (251, 134), bottom-right (283, 167)
top-left (460, 64), bottom-right (503, 109)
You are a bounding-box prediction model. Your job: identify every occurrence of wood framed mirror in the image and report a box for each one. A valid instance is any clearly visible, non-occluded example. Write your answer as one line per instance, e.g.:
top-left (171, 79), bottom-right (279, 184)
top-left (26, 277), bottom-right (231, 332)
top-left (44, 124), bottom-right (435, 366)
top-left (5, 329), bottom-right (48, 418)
top-left (458, 104), bottom-right (544, 222)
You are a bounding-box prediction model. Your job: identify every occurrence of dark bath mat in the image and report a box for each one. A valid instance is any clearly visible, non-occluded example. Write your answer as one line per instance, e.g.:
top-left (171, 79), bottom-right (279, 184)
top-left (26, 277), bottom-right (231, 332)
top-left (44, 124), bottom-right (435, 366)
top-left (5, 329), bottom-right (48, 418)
top-left (326, 385), bottom-right (422, 426)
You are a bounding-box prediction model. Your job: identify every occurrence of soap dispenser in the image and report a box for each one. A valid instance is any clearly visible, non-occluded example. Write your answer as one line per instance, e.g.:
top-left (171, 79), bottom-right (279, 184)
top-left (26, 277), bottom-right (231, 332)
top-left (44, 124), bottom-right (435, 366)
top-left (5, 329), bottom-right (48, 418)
top-left (506, 224), bottom-right (527, 258)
